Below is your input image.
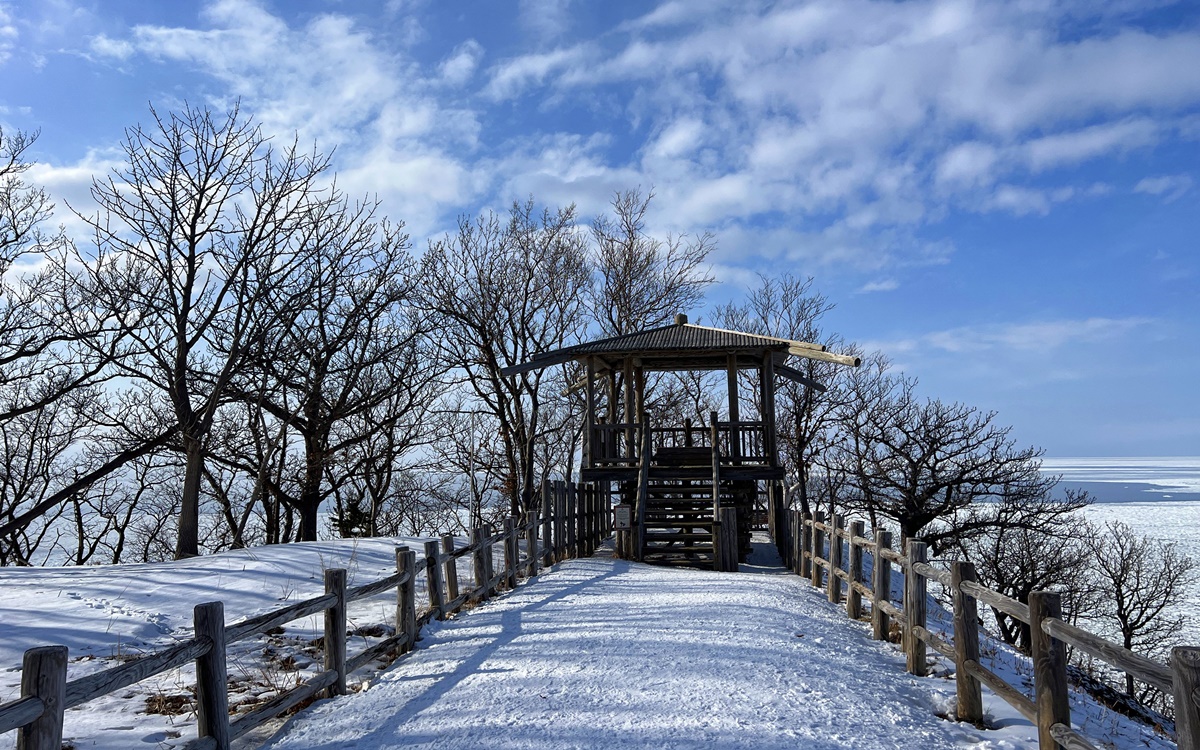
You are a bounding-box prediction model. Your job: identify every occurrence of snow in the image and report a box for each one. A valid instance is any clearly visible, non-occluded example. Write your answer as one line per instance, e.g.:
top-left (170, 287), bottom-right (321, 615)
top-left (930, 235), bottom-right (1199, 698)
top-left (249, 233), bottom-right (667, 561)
top-left (0, 534), bottom-right (1180, 750)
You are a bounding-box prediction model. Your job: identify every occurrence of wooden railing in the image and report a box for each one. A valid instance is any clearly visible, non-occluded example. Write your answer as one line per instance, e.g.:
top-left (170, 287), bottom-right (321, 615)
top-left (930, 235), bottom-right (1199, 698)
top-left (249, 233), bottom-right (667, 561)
top-left (0, 481), bottom-right (611, 750)
top-left (593, 419), bottom-right (772, 467)
top-left (769, 500), bottom-right (1200, 750)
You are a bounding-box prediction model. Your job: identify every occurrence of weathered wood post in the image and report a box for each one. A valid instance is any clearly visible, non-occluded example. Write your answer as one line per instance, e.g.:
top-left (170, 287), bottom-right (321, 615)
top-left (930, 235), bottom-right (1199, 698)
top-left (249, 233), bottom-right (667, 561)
top-left (1172, 647), bottom-right (1200, 750)
top-left (483, 523), bottom-right (496, 595)
top-left (566, 483), bottom-right (578, 558)
top-left (424, 540), bottom-right (446, 618)
top-left (719, 506), bottom-right (739, 572)
top-left (441, 534), bottom-right (460, 606)
top-left (524, 511), bottom-right (539, 576)
top-left (323, 569), bottom-right (347, 698)
top-left (905, 540), bottom-right (928, 676)
top-left (872, 530), bottom-right (893, 641)
top-left (554, 481), bottom-right (567, 561)
top-left (194, 601), bottom-right (232, 748)
top-left (827, 513), bottom-right (844, 605)
top-left (1029, 590), bottom-right (1069, 750)
top-left (397, 546), bottom-right (416, 653)
top-left (792, 511), bottom-right (804, 577)
top-left (848, 520), bottom-right (865, 620)
top-left (504, 517), bottom-right (519, 589)
top-left (951, 561), bottom-right (983, 724)
top-left (17, 646), bottom-right (67, 750)
top-left (541, 480), bottom-right (553, 567)
top-left (800, 511), bottom-right (813, 579)
top-left (471, 527), bottom-right (488, 600)
top-left (767, 482), bottom-right (777, 542)
top-left (810, 510), bottom-right (825, 588)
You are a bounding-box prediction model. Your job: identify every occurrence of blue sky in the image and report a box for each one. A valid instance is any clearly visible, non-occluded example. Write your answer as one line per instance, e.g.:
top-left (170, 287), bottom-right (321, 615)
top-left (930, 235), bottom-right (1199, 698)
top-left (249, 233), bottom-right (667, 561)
top-left (2, 0), bottom-right (1198, 457)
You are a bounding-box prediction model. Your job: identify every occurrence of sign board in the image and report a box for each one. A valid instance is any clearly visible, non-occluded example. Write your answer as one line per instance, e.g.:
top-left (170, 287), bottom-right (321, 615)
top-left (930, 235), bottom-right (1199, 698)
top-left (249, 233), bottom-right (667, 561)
top-left (613, 504), bottom-right (632, 530)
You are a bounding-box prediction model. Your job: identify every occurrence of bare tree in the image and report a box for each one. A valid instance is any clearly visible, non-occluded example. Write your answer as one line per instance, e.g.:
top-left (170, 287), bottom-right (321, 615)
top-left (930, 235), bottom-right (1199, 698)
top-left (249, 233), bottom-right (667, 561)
top-left (588, 189), bottom-right (714, 337)
top-left (420, 200), bottom-right (591, 516)
top-left (832, 357), bottom-right (1074, 551)
top-left (71, 102), bottom-right (330, 558)
top-left (717, 274), bottom-right (852, 517)
top-left (1085, 520), bottom-right (1197, 698)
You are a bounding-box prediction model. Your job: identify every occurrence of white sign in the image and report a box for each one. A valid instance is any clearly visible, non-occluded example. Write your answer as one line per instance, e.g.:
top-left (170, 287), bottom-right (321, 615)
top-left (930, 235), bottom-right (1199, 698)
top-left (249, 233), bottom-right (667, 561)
top-left (614, 504), bottom-right (632, 530)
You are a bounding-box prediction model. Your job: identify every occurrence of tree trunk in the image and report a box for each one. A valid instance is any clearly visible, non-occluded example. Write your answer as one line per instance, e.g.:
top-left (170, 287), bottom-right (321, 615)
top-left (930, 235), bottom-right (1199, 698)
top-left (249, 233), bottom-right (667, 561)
top-left (175, 435), bottom-right (204, 559)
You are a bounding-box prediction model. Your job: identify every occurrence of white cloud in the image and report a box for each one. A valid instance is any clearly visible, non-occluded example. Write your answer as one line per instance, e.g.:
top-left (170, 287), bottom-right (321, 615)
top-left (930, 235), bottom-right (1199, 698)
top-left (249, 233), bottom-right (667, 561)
top-left (519, 0), bottom-right (574, 43)
top-left (484, 46), bottom-right (588, 100)
top-left (0, 5), bottom-right (17, 64)
top-left (88, 33), bottom-right (133, 60)
top-left (438, 40), bottom-right (483, 86)
top-left (1024, 118), bottom-right (1160, 172)
top-left (858, 279), bottom-right (898, 293)
top-left (1135, 174), bottom-right (1194, 202)
top-left (921, 317), bottom-right (1154, 354)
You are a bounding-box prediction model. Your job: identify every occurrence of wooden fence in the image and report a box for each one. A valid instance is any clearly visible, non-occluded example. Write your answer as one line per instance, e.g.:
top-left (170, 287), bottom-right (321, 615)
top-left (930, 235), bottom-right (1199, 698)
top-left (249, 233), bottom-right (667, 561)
top-left (0, 480), bottom-right (610, 750)
top-left (769, 500), bottom-right (1200, 750)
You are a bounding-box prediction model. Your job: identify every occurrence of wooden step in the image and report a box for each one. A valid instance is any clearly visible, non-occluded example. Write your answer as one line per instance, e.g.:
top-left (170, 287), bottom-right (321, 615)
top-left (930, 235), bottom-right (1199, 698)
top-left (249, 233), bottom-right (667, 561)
top-left (643, 532), bottom-right (715, 543)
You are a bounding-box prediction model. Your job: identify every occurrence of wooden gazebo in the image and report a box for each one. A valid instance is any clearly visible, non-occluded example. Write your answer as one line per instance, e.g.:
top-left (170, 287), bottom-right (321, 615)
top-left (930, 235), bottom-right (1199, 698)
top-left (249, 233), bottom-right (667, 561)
top-left (501, 314), bottom-right (859, 569)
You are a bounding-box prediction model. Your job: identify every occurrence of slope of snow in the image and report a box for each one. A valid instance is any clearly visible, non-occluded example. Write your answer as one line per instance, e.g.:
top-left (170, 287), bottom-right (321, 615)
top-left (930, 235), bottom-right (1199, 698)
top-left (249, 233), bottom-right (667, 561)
top-left (0, 535), bottom-right (1179, 750)
top-left (258, 544), bottom-right (1020, 750)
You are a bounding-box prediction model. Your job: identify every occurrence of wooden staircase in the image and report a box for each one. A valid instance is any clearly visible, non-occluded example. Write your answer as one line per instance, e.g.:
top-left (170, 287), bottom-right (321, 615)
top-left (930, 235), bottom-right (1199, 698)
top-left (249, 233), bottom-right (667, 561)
top-left (640, 479), bottom-right (730, 566)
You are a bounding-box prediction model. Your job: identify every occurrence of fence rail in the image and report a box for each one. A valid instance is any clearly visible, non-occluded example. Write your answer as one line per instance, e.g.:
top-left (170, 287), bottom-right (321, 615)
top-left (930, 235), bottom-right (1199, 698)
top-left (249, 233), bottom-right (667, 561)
top-left (0, 480), bottom-right (611, 750)
top-left (769, 498), bottom-right (1200, 750)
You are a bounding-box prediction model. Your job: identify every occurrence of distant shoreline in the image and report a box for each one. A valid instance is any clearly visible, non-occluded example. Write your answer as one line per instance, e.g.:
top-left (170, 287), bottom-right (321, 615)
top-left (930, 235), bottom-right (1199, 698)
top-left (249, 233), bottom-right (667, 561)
top-left (1053, 480), bottom-right (1200, 504)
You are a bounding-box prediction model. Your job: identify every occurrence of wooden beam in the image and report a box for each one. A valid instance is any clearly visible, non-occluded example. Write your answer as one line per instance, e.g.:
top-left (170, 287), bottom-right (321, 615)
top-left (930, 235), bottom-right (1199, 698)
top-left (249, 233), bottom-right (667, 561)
top-left (775, 364), bottom-right (827, 392)
top-left (498, 350), bottom-right (579, 376)
top-left (787, 347), bottom-right (861, 367)
top-left (585, 357), bottom-right (596, 470)
top-left (726, 353), bottom-right (741, 462)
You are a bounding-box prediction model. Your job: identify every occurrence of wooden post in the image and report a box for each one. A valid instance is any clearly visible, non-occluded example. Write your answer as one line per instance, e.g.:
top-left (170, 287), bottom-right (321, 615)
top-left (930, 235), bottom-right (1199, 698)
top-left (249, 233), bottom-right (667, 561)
top-left (17, 646), bottom-right (67, 750)
top-left (800, 511), bottom-right (812, 579)
top-left (540, 480), bottom-right (553, 567)
top-left (872, 530), bottom-right (892, 641)
top-left (905, 540), bottom-right (927, 676)
top-left (483, 523), bottom-right (496, 596)
top-left (567, 483), bottom-right (580, 558)
top-left (848, 520), bottom-right (864, 620)
top-left (1171, 647), bottom-right (1200, 750)
top-left (323, 569), bottom-right (347, 697)
top-left (585, 356), bottom-right (596, 469)
top-left (767, 481), bottom-right (776, 541)
top-left (193, 602), bottom-right (232, 748)
top-left (470, 527), bottom-right (487, 600)
top-left (441, 534), bottom-right (460, 605)
top-left (504, 517), bottom-right (519, 589)
top-left (726, 353), bottom-right (741, 463)
top-left (554, 481), bottom-right (567, 561)
top-left (424, 540), bottom-right (446, 618)
top-left (723, 507), bottom-right (739, 572)
top-left (792, 511), bottom-right (804, 577)
top-left (810, 510), bottom-right (824, 588)
top-left (397, 546), bottom-right (416, 653)
top-left (1030, 590), bottom-right (1070, 750)
top-left (827, 514), bottom-right (843, 604)
top-left (951, 561), bottom-right (983, 724)
top-left (525, 510), bottom-right (539, 576)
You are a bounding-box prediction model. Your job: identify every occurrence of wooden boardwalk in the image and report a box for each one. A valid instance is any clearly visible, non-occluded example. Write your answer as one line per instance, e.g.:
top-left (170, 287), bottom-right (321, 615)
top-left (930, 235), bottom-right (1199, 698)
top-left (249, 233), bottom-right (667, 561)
top-left (258, 539), bottom-right (999, 750)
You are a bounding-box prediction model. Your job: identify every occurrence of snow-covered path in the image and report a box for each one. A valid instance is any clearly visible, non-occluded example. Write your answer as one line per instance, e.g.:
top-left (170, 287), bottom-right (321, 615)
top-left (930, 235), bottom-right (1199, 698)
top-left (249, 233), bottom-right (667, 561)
top-left (260, 545), bottom-right (1017, 750)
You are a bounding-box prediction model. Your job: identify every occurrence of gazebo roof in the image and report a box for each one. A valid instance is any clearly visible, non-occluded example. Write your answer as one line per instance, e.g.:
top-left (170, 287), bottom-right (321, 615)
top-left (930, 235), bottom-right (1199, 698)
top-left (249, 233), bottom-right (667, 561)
top-left (499, 315), bottom-right (859, 377)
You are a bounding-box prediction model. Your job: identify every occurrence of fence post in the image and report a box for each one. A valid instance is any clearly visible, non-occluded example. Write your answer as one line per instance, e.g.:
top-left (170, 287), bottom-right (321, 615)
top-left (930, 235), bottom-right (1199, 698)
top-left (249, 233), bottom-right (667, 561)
top-left (827, 513), bottom-right (843, 604)
top-left (718, 506), bottom-right (739, 572)
top-left (872, 530), bottom-right (892, 641)
top-left (792, 511), bottom-right (804, 576)
top-left (541, 480), bottom-right (553, 567)
top-left (1029, 590), bottom-right (1070, 750)
top-left (525, 511), bottom-right (539, 577)
top-left (424, 540), bottom-right (446, 618)
top-left (471, 527), bottom-right (488, 600)
top-left (848, 520), bottom-right (864, 620)
top-left (441, 534), bottom-right (460, 608)
top-left (504, 517), bottom-right (519, 589)
top-left (193, 602), bottom-right (232, 749)
top-left (17, 646), bottom-right (67, 750)
top-left (800, 512), bottom-right (812, 579)
top-left (324, 569), bottom-right (347, 698)
top-left (1171, 647), bottom-right (1200, 750)
top-left (566, 483), bottom-right (579, 558)
top-left (397, 546), bottom-right (416, 653)
top-left (555, 481), bottom-right (567, 561)
top-left (810, 510), bottom-right (825, 588)
top-left (951, 561), bottom-right (983, 724)
top-left (905, 540), bottom-right (927, 676)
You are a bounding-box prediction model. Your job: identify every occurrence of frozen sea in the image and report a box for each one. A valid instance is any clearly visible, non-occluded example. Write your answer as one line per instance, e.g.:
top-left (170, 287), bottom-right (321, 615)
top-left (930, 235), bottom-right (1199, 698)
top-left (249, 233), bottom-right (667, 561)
top-left (1042, 457), bottom-right (1200, 647)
